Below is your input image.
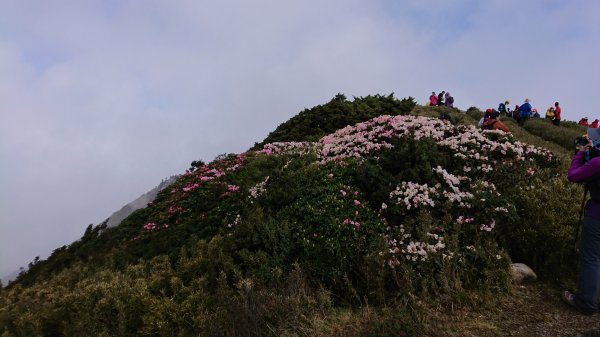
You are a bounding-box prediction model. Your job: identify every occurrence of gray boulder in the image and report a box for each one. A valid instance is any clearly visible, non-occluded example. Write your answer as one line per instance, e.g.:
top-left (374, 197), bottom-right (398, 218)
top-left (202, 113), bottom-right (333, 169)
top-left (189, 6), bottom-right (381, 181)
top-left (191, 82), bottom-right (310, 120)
top-left (510, 263), bottom-right (537, 283)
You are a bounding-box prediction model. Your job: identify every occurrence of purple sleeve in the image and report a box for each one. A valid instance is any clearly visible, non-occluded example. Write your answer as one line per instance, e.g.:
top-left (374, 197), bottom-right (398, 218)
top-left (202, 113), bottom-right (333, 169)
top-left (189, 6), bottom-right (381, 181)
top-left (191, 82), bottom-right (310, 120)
top-left (567, 151), bottom-right (600, 182)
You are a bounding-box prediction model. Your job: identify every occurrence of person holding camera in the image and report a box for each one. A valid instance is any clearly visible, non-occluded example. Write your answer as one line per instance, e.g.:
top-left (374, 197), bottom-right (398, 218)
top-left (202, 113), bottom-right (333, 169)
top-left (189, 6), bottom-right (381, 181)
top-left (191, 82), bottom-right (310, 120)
top-left (564, 128), bottom-right (600, 315)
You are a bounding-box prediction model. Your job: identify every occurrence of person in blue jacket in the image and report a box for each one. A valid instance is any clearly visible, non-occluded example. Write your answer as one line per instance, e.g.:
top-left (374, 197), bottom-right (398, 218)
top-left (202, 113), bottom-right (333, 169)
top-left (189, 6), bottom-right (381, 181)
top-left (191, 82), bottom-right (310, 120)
top-left (518, 99), bottom-right (532, 126)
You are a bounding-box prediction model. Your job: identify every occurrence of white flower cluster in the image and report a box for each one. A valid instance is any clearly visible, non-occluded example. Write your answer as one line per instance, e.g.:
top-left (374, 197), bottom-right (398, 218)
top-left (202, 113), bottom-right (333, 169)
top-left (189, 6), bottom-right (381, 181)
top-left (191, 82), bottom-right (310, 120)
top-left (390, 165), bottom-right (478, 211)
top-left (389, 181), bottom-right (437, 209)
top-left (318, 115), bottom-right (453, 164)
top-left (434, 166), bottom-right (474, 207)
top-left (256, 142), bottom-right (320, 156)
top-left (494, 206), bottom-right (509, 213)
top-left (227, 214), bottom-right (241, 228)
top-left (387, 229), bottom-right (447, 265)
top-left (248, 176), bottom-right (270, 199)
top-left (479, 219), bottom-right (496, 232)
top-left (256, 116), bottom-right (553, 174)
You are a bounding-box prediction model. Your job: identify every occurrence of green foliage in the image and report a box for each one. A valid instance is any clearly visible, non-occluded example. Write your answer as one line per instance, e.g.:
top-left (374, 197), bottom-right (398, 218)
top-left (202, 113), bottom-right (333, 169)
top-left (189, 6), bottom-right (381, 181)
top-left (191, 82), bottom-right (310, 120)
top-left (256, 93), bottom-right (416, 146)
top-left (522, 118), bottom-right (584, 152)
top-left (506, 173), bottom-right (582, 279)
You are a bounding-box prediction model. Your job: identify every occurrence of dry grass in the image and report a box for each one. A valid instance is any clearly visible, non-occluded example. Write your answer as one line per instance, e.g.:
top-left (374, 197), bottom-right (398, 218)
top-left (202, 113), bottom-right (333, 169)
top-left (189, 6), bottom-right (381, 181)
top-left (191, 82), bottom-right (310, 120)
top-left (295, 282), bottom-right (600, 337)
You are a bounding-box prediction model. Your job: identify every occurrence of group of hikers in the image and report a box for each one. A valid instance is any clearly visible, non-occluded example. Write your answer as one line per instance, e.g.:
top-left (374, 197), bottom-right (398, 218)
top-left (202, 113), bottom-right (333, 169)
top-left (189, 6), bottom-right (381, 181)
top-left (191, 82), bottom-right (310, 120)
top-left (428, 91), bottom-right (455, 108)
top-left (426, 91), bottom-right (600, 316)
top-left (496, 99), bottom-right (562, 127)
top-left (475, 98), bottom-right (566, 133)
top-left (578, 117), bottom-right (599, 128)
top-left (430, 94), bottom-right (567, 134)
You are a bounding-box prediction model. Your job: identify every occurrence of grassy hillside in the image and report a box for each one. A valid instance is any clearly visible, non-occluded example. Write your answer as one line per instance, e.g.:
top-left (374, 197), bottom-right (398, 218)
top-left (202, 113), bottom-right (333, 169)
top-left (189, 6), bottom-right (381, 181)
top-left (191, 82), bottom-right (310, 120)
top-left (0, 96), bottom-right (587, 336)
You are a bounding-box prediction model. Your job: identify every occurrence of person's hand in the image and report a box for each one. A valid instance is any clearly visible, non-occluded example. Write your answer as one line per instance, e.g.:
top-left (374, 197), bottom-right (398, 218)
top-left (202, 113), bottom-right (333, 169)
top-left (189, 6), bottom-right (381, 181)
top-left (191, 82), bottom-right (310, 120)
top-left (579, 135), bottom-right (592, 152)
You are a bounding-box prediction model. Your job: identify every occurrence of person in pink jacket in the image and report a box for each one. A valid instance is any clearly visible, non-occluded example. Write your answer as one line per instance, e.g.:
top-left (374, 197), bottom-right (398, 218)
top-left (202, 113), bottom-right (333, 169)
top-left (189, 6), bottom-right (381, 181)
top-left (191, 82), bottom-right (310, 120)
top-left (429, 92), bottom-right (438, 106)
top-left (564, 127), bottom-right (600, 315)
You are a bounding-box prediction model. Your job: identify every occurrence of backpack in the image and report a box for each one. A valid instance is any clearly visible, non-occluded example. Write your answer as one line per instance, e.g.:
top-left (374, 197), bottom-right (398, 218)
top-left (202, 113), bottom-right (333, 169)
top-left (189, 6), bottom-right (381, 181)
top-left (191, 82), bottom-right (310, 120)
top-left (498, 103), bottom-right (505, 112)
top-left (448, 96), bottom-right (454, 104)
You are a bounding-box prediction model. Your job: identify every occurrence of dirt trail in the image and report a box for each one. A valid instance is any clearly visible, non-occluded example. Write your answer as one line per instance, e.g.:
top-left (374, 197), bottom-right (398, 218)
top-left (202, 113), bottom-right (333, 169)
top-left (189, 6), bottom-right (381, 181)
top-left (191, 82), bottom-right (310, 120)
top-left (426, 283), bottom-right (600, 337)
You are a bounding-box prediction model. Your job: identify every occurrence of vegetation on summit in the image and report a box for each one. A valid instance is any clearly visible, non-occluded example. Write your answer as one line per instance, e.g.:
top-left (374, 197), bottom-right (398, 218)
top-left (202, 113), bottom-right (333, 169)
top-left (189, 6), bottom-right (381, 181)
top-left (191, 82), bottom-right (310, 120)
top-left (0, 94), bottom-right (589, 336)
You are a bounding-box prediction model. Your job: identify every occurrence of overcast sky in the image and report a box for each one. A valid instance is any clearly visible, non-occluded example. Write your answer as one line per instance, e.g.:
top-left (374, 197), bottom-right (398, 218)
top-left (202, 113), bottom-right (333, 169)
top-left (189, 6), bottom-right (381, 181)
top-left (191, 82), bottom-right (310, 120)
top-left (1, 0), bottom-right (599, 280)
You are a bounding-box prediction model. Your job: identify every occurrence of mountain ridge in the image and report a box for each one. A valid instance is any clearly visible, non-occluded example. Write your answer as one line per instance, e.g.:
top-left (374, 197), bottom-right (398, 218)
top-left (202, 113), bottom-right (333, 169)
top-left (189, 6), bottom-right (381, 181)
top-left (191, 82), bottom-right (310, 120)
top-left (0, 94), bottom-right (589, 336)
top-left (105, 175), bottom-right (180, 228)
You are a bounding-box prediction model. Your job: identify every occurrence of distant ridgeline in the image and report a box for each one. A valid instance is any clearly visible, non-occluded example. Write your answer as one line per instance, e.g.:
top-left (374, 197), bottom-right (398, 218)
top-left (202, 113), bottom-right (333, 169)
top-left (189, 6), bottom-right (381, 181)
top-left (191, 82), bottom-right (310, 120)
top-left (105, 175), bottom-right (180, 228)
top-left (0, 94), bottom-right (587, 336)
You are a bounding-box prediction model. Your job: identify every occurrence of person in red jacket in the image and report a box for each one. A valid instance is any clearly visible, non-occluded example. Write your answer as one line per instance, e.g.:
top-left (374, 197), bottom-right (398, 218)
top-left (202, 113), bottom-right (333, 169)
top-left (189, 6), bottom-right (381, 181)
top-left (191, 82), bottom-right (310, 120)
top-left (429, 92), bottom-right (438, 106)
top-left (579, 117), bottom-right (589, 126)
top-left (591, 119), bottom-right (599, 128)
top-left (553, 102), bottom-right (562, 126)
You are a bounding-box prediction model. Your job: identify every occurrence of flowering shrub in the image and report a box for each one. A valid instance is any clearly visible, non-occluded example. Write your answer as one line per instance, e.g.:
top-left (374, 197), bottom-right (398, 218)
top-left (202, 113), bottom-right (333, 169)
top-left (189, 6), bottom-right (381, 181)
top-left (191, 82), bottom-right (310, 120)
top-left (124, 115), bottom-right (561, 297)
top-left (255, 142), bottom-right (319, 156)
top-left (317, 115), bottom-right (554, 167)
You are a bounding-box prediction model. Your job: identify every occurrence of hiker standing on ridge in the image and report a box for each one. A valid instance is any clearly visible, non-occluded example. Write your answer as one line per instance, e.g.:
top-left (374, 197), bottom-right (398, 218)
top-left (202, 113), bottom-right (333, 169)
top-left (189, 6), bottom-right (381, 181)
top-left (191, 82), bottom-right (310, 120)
top-left (564, 128), bottom-right (600, 315)
top-left (579, 117), bottom-right (589, 126)
top-left (553, 102), bottom-right (562, 126)
top-left (518, 99), bottom-right (532, 126)
top-left (546, 107), bottom-right (555, 120)
top-left (498, 100), bottom-right (509, 115)
top-left (437, 91), bottom-right (445, 106)
top-left (429, 92), bottom-right (438, 106)
top-left (445, 92), bottom-right (454, 108)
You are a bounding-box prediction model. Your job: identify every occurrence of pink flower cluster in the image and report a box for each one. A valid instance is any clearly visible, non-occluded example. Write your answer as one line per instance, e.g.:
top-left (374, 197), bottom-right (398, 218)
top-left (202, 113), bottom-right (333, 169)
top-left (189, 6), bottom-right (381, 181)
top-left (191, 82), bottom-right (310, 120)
top-left (343, 218), bottom-right (361, 229)
top-left (168, 206), bottom-right (184, 214)
top-left (143, 222), bottom-right (168, 232)
top-left (456, 216), bottom-right (475, 224)
top-left (178, 154), bottom-right (247, 195)
top-left (183, 183), bottom-right (201, 192)
top-left (338, 187), bottom-right (365, 228)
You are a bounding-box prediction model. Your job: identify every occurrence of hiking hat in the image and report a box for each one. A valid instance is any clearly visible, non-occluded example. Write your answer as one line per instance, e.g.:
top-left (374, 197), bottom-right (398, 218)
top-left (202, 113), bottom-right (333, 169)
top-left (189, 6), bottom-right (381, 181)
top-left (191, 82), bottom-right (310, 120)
top-left (588, 127), bottom-right (600, 141)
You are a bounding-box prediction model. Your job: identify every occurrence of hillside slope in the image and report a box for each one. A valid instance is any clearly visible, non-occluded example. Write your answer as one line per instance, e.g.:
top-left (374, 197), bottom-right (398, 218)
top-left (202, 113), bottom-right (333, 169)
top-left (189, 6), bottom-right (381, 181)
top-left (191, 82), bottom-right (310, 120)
top-left (0, 95), bottom-right (592, 336)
